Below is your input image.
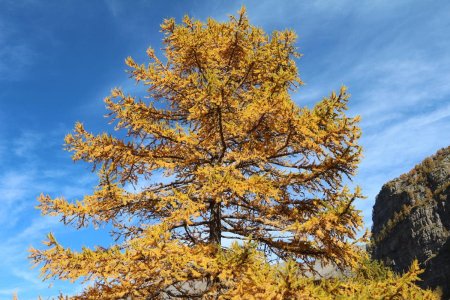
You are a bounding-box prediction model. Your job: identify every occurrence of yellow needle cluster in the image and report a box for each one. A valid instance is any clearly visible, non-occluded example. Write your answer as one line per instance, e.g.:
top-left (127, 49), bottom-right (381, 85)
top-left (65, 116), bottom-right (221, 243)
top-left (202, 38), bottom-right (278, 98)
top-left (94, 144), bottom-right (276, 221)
top-left (29, 7), bottom-right (438, 299)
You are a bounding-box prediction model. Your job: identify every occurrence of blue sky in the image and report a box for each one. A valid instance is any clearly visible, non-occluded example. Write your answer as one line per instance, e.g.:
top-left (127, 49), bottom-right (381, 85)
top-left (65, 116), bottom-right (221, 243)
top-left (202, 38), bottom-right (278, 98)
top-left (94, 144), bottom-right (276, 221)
top-left (0, 0), bottom-right (449, 298)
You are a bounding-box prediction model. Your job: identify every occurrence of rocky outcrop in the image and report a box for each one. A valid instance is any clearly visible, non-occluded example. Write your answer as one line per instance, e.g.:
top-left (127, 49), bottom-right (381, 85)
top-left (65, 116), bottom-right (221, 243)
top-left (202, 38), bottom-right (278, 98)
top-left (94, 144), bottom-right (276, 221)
top-left (371, 146), bottom-right (450, 298)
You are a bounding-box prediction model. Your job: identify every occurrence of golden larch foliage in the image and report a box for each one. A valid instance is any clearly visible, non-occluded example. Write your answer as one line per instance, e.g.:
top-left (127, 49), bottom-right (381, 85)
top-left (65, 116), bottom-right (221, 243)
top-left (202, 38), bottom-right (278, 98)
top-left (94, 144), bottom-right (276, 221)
top-left (29, 7), bottom-right (438, 299)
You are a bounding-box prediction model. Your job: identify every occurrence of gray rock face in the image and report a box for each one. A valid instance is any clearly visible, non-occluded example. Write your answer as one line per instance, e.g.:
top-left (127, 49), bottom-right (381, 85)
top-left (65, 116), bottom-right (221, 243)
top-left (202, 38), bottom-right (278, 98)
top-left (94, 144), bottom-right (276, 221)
top-left (371, 146), bottom-right (450, 298)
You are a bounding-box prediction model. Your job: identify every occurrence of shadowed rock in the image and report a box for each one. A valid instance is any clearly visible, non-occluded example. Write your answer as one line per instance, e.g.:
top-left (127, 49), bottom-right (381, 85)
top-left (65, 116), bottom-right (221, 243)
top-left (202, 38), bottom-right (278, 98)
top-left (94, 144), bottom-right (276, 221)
top-left (371, 146), bottom-right (450, 298)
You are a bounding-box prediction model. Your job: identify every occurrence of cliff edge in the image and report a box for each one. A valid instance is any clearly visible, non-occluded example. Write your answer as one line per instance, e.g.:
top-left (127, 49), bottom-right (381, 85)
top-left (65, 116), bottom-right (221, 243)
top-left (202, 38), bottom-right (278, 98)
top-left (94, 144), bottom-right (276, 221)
top-left (371, 146), bottom-right (450, 297)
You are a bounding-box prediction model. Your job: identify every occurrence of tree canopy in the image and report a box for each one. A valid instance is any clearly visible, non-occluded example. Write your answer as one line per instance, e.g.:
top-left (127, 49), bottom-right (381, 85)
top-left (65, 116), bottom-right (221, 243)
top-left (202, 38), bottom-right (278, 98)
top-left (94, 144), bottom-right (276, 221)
top-left (30, 8), bottom-right (438, 299)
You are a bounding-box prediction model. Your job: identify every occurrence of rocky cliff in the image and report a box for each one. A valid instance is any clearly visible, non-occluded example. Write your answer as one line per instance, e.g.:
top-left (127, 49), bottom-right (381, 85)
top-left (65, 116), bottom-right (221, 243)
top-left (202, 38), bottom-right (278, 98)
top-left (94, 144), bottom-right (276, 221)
top-left (371, 146), bottom-right (450, 298)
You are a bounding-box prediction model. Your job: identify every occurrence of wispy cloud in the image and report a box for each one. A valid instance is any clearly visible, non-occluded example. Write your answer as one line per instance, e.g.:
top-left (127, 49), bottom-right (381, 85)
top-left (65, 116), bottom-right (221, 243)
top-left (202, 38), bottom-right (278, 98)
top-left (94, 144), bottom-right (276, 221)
top-left (13, 130), bottom-right (44, 157)
top-left (0, 288), bottom-right (19, 296)
top-left (351, 56), bottom-right (450, 126)
top-left (0, 126), bottom-right (99, 297)
top-left (0, 171), bottom-right (34, 227)
top-left (0, 216), bottom-right (68, 297)
top-left (0, 172), bottom-right (97, 297)
top-left (0, 19), bottom-right (36, 81)
top-left (356, 103), bottom-right (450, 228)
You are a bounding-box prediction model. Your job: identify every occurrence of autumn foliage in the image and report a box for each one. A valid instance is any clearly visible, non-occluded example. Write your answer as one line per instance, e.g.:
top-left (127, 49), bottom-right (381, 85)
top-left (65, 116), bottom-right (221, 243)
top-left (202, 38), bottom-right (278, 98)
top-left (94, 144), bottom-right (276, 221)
top-left (30, 8), bottom-right (438, 299)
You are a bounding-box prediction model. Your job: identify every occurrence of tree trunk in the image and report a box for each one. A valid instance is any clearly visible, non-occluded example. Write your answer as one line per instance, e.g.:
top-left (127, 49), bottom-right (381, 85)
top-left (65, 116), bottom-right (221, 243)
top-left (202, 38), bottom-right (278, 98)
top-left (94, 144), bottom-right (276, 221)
top-left (209, 200), bottom-right (221, 245)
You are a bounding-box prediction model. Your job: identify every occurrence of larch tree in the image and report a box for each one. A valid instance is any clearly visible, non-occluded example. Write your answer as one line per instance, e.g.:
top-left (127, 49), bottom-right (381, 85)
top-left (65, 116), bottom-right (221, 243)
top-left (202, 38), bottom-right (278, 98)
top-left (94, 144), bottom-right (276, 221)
top-left (30, 8), bottom-right (436, 300)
